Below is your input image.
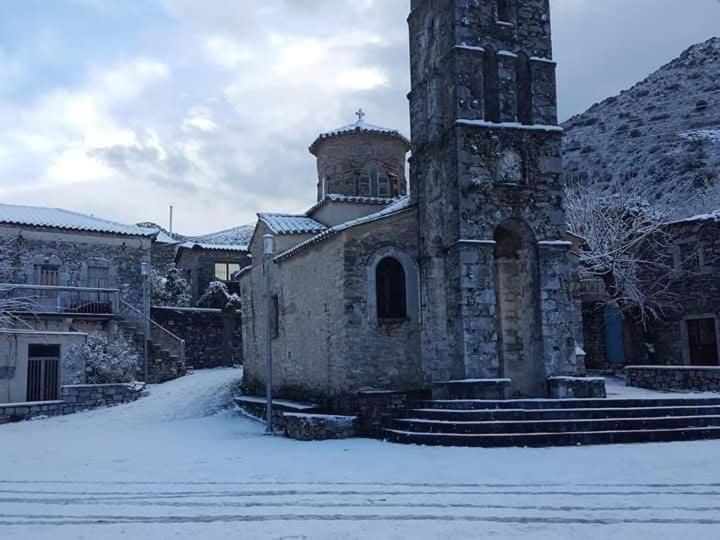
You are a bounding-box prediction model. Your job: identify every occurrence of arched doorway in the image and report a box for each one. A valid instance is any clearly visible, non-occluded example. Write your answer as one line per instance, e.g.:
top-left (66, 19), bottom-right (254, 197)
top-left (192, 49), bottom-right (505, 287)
top-left (494, 220), bottom-right (545, 397)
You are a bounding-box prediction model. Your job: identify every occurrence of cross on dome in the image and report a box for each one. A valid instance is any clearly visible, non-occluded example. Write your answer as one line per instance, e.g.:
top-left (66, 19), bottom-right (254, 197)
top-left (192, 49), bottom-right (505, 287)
top-left (355, 108), bottom-right (366, 123)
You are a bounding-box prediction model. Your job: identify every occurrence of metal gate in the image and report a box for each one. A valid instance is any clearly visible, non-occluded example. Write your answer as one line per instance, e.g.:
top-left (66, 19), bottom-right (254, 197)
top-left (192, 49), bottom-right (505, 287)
top-left (26, 345), bottom-right (60, 402)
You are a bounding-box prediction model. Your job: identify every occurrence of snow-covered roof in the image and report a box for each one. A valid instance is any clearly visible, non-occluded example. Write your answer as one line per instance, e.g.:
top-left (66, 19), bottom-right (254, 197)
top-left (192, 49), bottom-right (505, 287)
top-left (275, 196), bottom-right (414, 262)
top-left (0, 203), bottom-right (156, 237)
top-left (305, 194), bottom-right (394, 215)
top-left (668, 210), bottom-right (720, 226)
top-left (192, 224), bottom-right (255, 247)
top-left (178, 241), bottom-right (250, 253)
top-left (258, 213), bottom-right (328, 235)
top-left (309, 110), bottom-right (411, 155)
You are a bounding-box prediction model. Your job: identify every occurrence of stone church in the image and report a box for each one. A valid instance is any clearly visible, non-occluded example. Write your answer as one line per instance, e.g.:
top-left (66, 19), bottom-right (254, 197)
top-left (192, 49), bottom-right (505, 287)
top-left (240, 0), bottom-right (600, 408)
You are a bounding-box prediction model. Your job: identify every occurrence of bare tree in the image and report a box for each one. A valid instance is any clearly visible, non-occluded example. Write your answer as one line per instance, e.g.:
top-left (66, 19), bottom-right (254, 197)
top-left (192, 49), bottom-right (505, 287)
top-left (564, 176), bottom-right (680, 325)
top-left (0, 234), bottom-right (33, 329)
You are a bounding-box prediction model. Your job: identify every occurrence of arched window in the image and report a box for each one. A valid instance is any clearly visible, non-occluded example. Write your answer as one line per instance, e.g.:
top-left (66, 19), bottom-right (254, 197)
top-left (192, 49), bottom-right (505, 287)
top-left (483, 47), bottom-right (500, 123)
top-left (498, 0), bottom-right (512, 22)
top-left (516, 52), bottom-right (533, 125)
top-left (375, 257), bottom-right (407, 319)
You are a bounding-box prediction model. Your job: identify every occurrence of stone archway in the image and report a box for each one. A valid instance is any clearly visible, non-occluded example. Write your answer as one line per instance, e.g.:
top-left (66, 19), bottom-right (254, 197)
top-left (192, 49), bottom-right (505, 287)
top-left (494, 220), bottom-right (545, 397)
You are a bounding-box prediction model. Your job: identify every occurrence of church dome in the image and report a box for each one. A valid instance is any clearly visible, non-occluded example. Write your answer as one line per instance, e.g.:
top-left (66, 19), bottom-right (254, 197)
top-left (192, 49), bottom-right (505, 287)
top-left (309, 110), bottom-right (411, 202)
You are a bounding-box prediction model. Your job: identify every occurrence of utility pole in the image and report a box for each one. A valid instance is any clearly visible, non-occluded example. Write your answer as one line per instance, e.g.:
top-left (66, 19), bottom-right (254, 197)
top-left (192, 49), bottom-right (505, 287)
top-left (169, 205), bottom-right (174, 236)
top-left (263, 234), bottom-right (275, 434)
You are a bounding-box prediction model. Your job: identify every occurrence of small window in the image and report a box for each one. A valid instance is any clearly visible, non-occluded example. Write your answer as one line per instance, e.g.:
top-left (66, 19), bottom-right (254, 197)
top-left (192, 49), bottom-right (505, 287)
top-left (34, 264), bottom-right (59, 297)
top-left (516, 52), bottom-right (533, 125)
top-left (215, 262), bottom-right (241, 281)
top-left (483, 48), bottom-right (500, 123)
top-left (364, 168), bottom-right (392, 197)
top-left (376, 257), bottom-right (407, 320)
top-left (498, 0), bottom-right (512, 22)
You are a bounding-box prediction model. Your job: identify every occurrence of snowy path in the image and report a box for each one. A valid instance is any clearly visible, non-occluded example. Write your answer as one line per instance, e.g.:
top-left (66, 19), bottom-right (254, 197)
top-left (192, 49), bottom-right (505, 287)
top-left (1, 368), bottom-right (720, 539)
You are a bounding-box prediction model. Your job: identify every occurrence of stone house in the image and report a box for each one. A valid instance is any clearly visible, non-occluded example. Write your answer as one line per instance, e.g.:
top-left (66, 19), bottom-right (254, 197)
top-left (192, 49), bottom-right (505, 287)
top-left (174, 233), bottom-right (251, 302)
top-left (0, 203), bottom-right (185, 403)
top-left (240, 0), bottom-right (597, 409)
top-left (578, 212), bottom-right (720, 371)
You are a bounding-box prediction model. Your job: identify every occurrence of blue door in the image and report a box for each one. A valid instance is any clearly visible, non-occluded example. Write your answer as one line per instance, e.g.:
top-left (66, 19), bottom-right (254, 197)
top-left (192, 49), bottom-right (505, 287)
top-left (604, 306), bottom-right (626, 366)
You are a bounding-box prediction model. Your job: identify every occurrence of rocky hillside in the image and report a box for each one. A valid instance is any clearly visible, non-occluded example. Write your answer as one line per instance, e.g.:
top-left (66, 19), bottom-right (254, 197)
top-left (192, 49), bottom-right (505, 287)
top-left (562, 37), bottom-right (720, 217)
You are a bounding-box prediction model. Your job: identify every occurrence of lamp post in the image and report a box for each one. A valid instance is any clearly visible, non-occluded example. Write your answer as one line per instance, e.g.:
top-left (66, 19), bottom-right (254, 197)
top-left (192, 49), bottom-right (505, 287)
top-left (140, 262), bottom-right (150, 384)
top-left (263, 234), bottom-right (275, 434)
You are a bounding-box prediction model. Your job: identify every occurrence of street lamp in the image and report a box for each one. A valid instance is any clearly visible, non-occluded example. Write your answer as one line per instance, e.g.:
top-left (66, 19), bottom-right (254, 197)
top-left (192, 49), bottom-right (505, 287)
top-left (140, 262), bottom-right (150, 384)
top-left (263, 234), bottom-right (275, 434)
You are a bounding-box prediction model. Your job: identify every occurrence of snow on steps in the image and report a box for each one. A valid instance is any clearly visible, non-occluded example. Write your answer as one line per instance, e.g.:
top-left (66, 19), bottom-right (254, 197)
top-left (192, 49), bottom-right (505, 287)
top-left (382, 396), bottom-right (720, 448)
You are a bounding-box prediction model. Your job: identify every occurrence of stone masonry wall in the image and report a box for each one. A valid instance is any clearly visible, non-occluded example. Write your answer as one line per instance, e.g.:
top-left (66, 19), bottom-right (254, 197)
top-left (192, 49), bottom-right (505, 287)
top-left (646, 218), bottom-right (720, 365)
top-left (626, 366), bottom-right (720, 392)
top-left (0, 226), bottom-right (151, 311)
top-left (152, 307), bottom-right (242, 368)
top-left (0, 383), bottom-right (145, 425)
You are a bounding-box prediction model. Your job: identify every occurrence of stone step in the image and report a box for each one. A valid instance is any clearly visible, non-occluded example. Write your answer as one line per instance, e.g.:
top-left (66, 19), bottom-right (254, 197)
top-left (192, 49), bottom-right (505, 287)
top-left (394, 405), bottom-right (720, 422)
top-left (383, 426), bottom-right (720, 448)
top-left (389, 414), bottom-right (720, 435)
top-left (414, 397), bottom-right (720, 410)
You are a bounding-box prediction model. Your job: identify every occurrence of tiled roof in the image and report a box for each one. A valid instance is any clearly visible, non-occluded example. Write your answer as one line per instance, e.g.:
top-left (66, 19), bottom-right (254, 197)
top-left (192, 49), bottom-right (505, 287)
top-left (305, 194), bottom-right (395, 215)
top-left (192, 224), bottom-right (255, 247)
top-left (309, 115), bottom-right (411, 155)
top-left (274, 196), bottom-right (414, 262)
top-left (178, 242), bottom-right (250, 252)
top-left (258, 213), bottom-right (328, 235)
top-left (0, 203), bottom-right (156, 237)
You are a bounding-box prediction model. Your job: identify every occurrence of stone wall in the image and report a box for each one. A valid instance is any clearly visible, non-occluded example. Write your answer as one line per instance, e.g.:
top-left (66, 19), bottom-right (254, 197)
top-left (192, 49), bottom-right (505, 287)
top-left (0, 383), bottom-right (145, 424)
top-left (582, 300), bottom-right (608, 371)
top-left (151, 307), bottom-right (242, 368)
top-left (0, 226), bottom-right (151, 311)
top-left (626, 366), bottom-right (720, 392)
top-left (646, 218), bottom-right (720, 365)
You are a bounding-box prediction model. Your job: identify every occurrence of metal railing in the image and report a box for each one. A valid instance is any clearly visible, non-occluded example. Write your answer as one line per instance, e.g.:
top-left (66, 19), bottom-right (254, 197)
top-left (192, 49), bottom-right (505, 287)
top-left (119, 300), bottom-right (186, 362)
top-left (0, 284), bottom-right (119, 316)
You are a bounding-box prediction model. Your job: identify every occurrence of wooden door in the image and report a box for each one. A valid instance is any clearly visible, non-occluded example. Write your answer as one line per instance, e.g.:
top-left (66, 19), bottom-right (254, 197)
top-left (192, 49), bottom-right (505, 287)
top-left (687, 318), bottom-right (719, 366)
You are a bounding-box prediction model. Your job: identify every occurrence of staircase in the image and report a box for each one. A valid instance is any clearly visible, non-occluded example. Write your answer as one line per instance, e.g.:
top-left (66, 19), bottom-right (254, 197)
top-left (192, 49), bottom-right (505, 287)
top-left (383, 396), bottom-right (720, 447)
top-left (118, 300), bottom-right (186, 383)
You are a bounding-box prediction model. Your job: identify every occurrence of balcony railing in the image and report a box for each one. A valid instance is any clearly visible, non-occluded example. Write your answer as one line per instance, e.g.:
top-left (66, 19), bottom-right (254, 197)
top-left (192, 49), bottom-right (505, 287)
top-left (0, 284), bottom-right (120, 316)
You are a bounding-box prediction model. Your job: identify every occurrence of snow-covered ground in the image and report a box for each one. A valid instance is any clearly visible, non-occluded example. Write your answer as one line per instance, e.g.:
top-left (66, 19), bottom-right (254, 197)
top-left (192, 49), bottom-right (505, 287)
top-left (2, 368), bottom-right (720, 539)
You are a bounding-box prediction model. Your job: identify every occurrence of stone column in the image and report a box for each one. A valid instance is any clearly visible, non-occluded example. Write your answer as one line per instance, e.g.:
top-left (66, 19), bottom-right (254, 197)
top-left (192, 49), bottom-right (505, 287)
top-left (537, 242), bottom-right (578, 377)
top-left (453, 240), bottom-right (500, 379)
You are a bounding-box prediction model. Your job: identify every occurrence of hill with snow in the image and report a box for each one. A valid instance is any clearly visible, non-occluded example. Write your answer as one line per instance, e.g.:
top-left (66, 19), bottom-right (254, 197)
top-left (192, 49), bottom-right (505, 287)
top-left (562, 37), bottom-right (720, 218)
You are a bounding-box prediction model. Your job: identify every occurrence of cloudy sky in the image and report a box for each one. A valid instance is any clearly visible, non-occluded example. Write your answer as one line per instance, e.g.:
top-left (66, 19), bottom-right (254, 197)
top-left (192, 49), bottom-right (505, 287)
top-left (1, 0), bottom-right (718, 235)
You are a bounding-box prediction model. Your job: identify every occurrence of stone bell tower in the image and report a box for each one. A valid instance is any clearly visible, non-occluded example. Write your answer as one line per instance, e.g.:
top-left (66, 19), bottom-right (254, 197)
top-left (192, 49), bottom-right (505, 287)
top-left (409, 0), bottom-right (582, 397)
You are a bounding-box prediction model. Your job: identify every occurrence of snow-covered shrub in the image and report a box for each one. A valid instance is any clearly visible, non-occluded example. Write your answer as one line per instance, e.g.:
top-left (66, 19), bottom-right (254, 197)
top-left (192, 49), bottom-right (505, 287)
top-left (152, 265), bottom-right (191, 307)
top-left (198, 281), bottom-right (241, 310)
top-left (70, 332), bottom-right (141, 384)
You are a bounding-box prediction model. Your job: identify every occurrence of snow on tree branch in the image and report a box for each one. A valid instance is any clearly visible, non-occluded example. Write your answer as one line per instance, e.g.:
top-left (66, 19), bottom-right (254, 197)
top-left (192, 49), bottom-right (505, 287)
top-left (0, 234), bottom-right (34, 329)
top-left (564, 175), bottom-right (681, 325)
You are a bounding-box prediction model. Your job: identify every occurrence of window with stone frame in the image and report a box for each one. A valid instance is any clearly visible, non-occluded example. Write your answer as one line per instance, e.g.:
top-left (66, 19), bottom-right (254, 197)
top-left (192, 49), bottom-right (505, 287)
top-left (214, 262), bottom-right (242, 282)
top-left (34, 264), bottom-right (59, 297)
top-left (516, 52), bottom-right (533, 125)
top-left (363, 167), bottom-right (392, 197)
top-left (497, 0), bottom-right (513, 23)
top-left (375, 257), bottom-right (407, 320)
top-left (483, 47), bottom-right (500, 123)
top-left (87, 265), bottom-right (110, 289)
top-left (674, 242), bottom-right (702, 272)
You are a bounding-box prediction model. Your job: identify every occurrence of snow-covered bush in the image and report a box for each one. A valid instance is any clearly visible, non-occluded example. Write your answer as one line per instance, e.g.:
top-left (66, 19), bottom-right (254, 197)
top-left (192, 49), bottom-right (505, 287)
top-left (0, 234), bottom-right (33, 328)
top-left (198, 281), bottom-right (241, 310)
top-left (70, 332), bottom-right (141, 384)
top-left (152, 265), bottom-right (191, 307)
